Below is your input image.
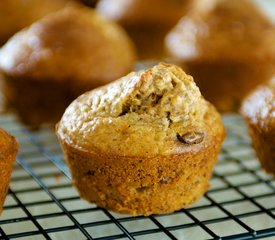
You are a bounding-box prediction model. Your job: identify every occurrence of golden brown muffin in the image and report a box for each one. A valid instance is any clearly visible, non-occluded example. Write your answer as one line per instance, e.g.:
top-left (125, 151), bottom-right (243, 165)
top-left (0, 128), bottom-right (18, 214)
top-left (241, 78), bottom-right (275, 175)
top-left (0, 3), bottom-right (136, 128)
top-left (97, 0), bottom-right (192, 59)
top-left (0, 0), bottom-right (68, 46)
top-left (56, 63), bottom-right (225, 216)
top-left (166, 0), bottom-right (275, 112)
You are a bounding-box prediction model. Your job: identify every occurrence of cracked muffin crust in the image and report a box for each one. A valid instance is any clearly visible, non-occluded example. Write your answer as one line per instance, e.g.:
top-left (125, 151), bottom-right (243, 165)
top-left (56, 63), bottom-right (225, 215)
top-left (241, 78), bottom-right (275, 175)
top-left (165, 0), bottom-right (275, 112)
top-left (0, 128), bottom-right (18, 214)
top-left (0, 3), bottom-right (136, 128)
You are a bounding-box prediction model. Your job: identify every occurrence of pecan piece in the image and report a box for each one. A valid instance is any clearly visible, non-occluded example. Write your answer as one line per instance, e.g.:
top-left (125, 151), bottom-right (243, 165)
top-left (177, 132), bottom-right (204, 144)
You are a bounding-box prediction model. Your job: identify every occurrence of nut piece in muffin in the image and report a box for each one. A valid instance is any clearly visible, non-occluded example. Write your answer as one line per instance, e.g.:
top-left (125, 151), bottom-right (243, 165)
top-left (165, 0), bottom-right (275, 112)
top-left (0, 0), bottom-right (68, 46)
top-left (0, 128), bottom-right (18, 214)
top-left (0, 3), bottom-right (136, 128)
top-left (56, 63), bottom-right (225, 216)
top-left (97, 0), bottom-right (192, 59)
top-left (241, 78), bottom-right (275, 175)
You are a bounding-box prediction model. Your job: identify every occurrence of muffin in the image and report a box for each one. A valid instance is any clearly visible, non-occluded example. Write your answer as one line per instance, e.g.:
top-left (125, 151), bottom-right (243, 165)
top-left (56, 63), bottom-right (225, 216)
top-left (0, 3), bottom-right (136, 128)
top-left (0, 128), bottom-right (18, 214)
top-left (166, 0), bottom-right (275, 112)
top-left (241, 78), bottom-right (275, 175)
top-left (97, 0), bottom-right (192, 59)
top-left (0, 0), bottom-right (68, 46)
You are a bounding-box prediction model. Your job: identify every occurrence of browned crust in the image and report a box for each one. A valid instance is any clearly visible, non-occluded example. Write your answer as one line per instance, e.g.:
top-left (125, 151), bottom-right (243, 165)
top-left (0, 129), bottom-right (18, 214)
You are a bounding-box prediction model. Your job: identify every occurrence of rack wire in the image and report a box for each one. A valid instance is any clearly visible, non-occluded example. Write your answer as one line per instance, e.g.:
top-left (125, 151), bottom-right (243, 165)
top-left (0, 113), bottom-right (274, 240)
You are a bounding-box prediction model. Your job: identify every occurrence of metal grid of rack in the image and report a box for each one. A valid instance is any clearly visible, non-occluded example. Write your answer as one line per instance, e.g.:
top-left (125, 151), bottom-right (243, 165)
top-left (0, 113), bottom-right (274, 240)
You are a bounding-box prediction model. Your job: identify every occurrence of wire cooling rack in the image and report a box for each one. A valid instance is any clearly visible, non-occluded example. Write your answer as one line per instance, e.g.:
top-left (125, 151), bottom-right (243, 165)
top-left (0, 113), bottom-right (274, 240)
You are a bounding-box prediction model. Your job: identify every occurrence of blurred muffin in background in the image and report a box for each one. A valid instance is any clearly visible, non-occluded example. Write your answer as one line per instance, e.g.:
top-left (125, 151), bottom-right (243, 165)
top-left (97, 0), bottom-right (192, 59)
top-left (0, 3), bottom-right (136, 129)
top-left (165, 0), bottom-right (275, 112)
top-left (0, 0), bottom-right (69, 46)
top-left (241, 78), bottom-right (275, 175)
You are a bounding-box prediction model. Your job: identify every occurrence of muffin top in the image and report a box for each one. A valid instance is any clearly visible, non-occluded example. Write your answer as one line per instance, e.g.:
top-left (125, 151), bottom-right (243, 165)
top-left (241, 78), bottom-right (275, 128)
top-left (0, 128), bottom-right (18, 161)
top-left (0, 3), bottom-right (136, 85)
top-left (0, 0), bottom-right (68, 45)
top-left (57, 63), bottom-right (225, 157)
top-left (166, 0), bottom-right (275, 62)
top-left (97, 0), bottom-right (191, 26)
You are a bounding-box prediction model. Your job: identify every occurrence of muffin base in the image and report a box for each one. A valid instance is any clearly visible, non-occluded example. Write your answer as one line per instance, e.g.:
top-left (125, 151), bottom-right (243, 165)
top-left (183, 60), bottom-right (275, 112)
top-left (2, 75), bottom-right (92, 129)
top-left (59, 139), bottom-right (222, 216)
top-left (0, 130), bottom-right (18, 214)
top-left (246, 121), bottom-right (275, 175)
top-left (0, 158), bottom-right (15, 214)
top-left (124, 24), bottom-right (170, 60)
